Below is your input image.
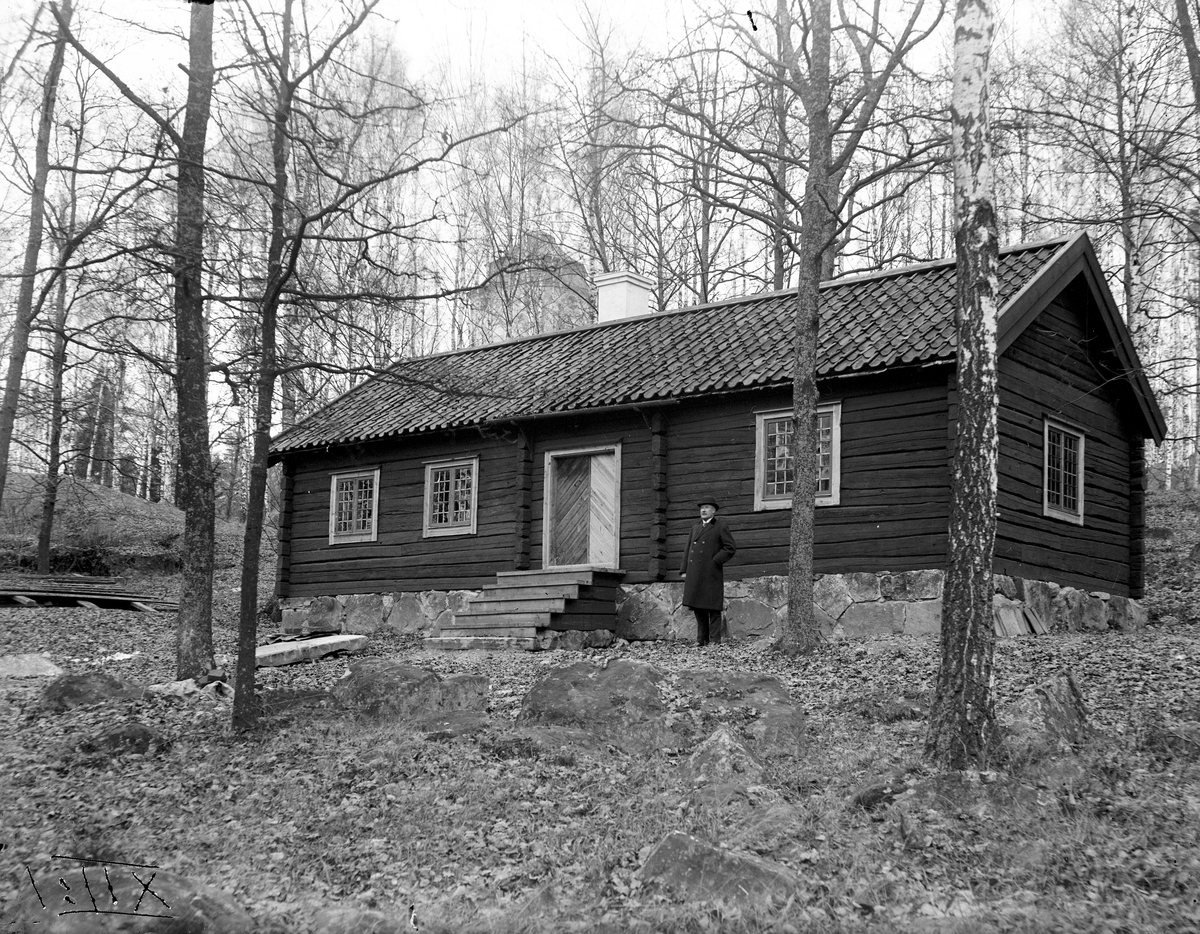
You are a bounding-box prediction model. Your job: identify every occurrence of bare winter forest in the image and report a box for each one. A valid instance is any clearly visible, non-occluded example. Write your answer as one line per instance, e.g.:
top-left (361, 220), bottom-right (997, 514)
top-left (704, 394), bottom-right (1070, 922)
top-left (3, 0), bottom-right (1200, 524)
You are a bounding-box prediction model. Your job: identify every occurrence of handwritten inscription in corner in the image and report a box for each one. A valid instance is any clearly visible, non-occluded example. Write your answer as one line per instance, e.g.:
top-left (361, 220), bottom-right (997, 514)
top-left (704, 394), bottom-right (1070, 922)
top-left (19, 855), bottom-right (175, 924)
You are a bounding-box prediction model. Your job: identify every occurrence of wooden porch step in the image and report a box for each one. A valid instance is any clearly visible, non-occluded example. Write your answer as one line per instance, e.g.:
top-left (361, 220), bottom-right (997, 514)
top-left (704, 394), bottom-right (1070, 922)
top-left (493, 567), bottom-right (625, 588)
top-left (464, 596), bottom-right (569, 614)
top-left (477, 583), bottom-right (581, 601)
top-left (449, 611), bottom-right (551, 628)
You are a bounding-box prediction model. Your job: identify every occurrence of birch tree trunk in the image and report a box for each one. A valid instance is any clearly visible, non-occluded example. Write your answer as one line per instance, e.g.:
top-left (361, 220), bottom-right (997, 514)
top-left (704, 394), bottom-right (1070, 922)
top-left (1174, 0), bottom-right (1200, 490)
top-left (925, 0), bottom-right (1001, 770)
top-left (0, 0), bottom-right (72, 515)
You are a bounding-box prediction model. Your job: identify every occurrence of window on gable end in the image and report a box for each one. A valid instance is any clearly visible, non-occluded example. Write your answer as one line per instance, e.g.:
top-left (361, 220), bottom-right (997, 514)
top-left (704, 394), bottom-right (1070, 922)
top-left (754, 402), bottom-right (841, 510)
top-left (424, 456), bottom-right (479, 537)
top-left (1044, 419), bottom-right (1085, 525)
top-left (328, 468), bottom-right (379, 544)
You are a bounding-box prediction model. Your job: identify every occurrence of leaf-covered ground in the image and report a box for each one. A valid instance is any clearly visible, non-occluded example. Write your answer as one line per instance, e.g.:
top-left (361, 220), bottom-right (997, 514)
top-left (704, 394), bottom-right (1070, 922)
top-left (1, 491), bottom-right (1199, 932)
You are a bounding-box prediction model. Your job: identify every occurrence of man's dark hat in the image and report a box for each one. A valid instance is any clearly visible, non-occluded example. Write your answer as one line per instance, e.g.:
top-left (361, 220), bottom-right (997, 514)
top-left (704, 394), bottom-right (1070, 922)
top-left (697, 498), bottom-right (720, 510)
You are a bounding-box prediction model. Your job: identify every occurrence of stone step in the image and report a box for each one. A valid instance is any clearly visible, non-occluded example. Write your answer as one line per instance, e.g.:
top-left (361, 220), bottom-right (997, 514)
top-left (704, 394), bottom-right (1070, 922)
top-left (425, 636), bottom-right (539, 652)
top-left (255, 634), bottom-right (367, 667)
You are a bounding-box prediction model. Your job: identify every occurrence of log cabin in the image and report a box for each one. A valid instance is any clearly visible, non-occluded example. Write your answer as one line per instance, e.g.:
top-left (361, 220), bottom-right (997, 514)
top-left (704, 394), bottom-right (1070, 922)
top-left (268, 232), bottom-right (1165, 646)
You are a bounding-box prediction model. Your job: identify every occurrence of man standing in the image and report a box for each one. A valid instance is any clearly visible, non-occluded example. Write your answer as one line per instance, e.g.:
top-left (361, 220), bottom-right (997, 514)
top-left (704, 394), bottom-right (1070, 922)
top-left (680, 498), bottom-right (737, 646)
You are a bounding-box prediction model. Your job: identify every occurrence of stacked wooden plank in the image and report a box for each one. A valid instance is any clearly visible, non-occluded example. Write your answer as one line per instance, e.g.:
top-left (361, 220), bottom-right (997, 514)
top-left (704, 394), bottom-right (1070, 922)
top-left (428, 567), bottom-right (623, 650)
top-left (0, 575), bottom-right (178, 612)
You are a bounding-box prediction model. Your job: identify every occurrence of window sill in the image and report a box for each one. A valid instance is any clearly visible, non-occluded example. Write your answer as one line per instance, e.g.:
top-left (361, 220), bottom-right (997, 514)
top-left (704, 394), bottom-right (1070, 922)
top-left (1043, 506), bottom-right (1084, 526)
top-left (423, 526), bottom-right (477, 539)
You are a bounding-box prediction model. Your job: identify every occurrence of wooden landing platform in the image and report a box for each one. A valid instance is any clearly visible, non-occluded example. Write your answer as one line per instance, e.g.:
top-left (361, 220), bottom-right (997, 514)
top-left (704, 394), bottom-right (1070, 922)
top-left (0, 575), bottom-right (178, 612)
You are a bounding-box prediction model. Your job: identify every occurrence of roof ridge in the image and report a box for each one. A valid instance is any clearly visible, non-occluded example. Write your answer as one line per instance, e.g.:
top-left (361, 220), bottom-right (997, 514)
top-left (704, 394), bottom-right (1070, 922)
top-left (378, 235), bottom-right (1075, 366)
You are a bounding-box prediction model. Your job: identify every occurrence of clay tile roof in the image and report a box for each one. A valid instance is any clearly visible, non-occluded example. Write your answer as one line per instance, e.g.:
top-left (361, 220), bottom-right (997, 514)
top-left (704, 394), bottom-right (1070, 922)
top-left (271, 237), bottom-right (1069, 455)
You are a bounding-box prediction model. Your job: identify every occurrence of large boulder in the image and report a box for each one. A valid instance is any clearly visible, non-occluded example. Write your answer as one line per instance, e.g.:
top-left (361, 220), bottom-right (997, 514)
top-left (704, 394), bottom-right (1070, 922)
top-left (672, 670), bottom-right (806, 756)
top-left (41, 671), bottom-right (143, 712)
top-left (8, 867), bottom-right (254, 933)
top-left (331, 659), bottom-right (487, 722)
top-left (516, 659), bottom-right (679, 753)
top-left (1000, 670), bottom-right (1092, 759)
top-left (638, 832), bottom-right (802, 905)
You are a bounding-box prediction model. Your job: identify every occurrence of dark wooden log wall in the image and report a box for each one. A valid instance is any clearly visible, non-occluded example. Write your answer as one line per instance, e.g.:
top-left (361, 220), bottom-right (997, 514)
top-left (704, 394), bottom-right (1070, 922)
top-left (514, 428), bottom-right (532, 570)
top-left (1130, 440), bottom-right (1145, 599)
top-left (283, 431), bottom-right (516, 596)
top-left (649, 411), bottom-right (669, 580)
top-left (993, 298), bottom-right (1140, 595)
top-left (275, 467), bottom-right (294, 598)
top-left (664, 371), bottom-right (953, 581)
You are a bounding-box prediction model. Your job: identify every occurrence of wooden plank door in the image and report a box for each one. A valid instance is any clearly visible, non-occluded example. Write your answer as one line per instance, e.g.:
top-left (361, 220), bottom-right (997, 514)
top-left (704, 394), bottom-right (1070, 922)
top-left (546, 447), bottom-right (621, 568)
top-left (549, 454), bottom-right (592, 566)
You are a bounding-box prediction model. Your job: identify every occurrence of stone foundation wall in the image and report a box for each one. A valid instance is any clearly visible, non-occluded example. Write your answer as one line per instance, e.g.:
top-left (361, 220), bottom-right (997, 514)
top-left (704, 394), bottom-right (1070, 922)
top-left (280, 589), bottom-right (481, 636)
top-left (279, 570), bottom-right (1147, 642)
top-left (615, 570), bottom-right (1147, 643)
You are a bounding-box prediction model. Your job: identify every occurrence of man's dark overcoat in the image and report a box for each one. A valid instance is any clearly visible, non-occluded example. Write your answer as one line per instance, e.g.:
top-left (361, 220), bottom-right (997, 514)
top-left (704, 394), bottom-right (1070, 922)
top-left (679, 517), bottom-right (738, 610)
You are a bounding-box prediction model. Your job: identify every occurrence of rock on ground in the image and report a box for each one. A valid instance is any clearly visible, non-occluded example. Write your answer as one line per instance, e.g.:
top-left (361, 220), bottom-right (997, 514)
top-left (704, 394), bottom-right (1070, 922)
top-left (516, 659), bottom-right (679, 753)
top-left (78, 721), bottom-right (170, 758)
top-left (41, 671), bottom-right (143, 711)
top-left (331, 659), bottom-right (487, 722)
top-left (1000, 669), bottom-right (1091, 759)
top-left (672, 670), bottom-right (806, 756)
top-left (0, 653), bottom-right (64, 679)
top-left (681, 724), bottom-right (766, 788)
top-left (8, 867), bottom-right (254, 933)
top-left (638, 831), bottom-right (802, 905)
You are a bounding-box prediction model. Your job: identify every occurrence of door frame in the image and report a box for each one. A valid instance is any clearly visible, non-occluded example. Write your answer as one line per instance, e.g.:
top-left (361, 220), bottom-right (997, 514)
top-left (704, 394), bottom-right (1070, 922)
top-left (542, 443), bottom-right (622, 569)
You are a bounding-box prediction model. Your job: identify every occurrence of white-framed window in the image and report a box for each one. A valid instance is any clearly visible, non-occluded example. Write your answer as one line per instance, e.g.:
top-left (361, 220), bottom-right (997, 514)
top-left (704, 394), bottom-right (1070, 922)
top-left (328, 468), bottom-right (379, 544)
top-left (423, 456), bottom-right (479, 537)
top-left (754, 402), bottom-right (842, 510)
top-left (1043, 418), bottom-right (1085, 525)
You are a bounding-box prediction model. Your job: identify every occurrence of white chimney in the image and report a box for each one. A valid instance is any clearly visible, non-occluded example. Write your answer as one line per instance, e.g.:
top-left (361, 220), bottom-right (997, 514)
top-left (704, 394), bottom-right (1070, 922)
top-left (595, 270), bottom-right (653, 322)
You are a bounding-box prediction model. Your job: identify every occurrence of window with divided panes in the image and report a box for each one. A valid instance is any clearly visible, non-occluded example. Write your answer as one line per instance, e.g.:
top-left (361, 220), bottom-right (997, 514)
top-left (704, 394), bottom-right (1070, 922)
top-left (1044, 420), bottom-right (1084, 524)
top-left (755, 403), bottom-right (841, 509)
top-left (328, 469), bottom-right (379, 543)
top-left (424, 457), bottom-right (478, 536)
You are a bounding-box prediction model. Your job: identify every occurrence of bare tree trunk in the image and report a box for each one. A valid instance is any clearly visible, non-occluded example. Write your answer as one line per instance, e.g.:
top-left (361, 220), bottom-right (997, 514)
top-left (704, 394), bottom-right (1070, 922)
top-left (778, 0), bottom-right (834, 655)
top-left (72, 374), bottom-right (101, 479)
top-left (36, 111), bottom-right (84, 574)
top-left (1174, 0), bottom-right (1200, 490)
top-left (926, 0), bottom-right (1000, 770)
top-left (0, 1), bottom-right (72, 514)
top-left (225, 415), bottom-right (242, 521)
top-left (37, 261), bottom-right (70, 575)
top-left (234, 0), bottom-right (294, 731)
top-left (174, 1), bottom-right (217, 680)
